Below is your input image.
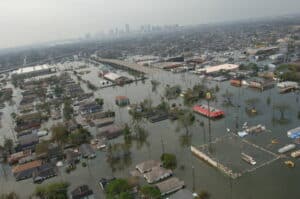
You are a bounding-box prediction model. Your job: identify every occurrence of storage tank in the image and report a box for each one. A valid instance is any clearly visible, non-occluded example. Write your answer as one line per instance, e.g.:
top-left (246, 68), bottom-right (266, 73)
top-left (278, 144), bottom-right (296, 154)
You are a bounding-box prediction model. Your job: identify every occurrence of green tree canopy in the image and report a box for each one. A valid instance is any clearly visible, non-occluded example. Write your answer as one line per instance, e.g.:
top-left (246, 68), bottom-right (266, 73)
top-left (51, 123), bottom-right (69, 145)
top-left (160, 153), bottom-right (177, 170)
top-left (176, 109), bottom-right (195, 135)
top-left (34, 182), bottom-right (69, 199)
top-left (106, 178), bottom-right (133, 199)
top-left (69, 127), bottom-right (92, 146)
top-left (140, 185), bottom-right (161, 199)
top-left (0, 192), bottom-right (19, 199)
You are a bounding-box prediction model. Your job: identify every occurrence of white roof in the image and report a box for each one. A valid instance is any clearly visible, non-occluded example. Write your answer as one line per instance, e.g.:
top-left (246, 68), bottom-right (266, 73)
top-left (199, 64), bottom-right (239, 74)
top-left (12, 64), bottom-right (52, 75)
top-left (103, 72), bottom-right (121, 81)
top-left (277, 81), bottom-right (298, 88)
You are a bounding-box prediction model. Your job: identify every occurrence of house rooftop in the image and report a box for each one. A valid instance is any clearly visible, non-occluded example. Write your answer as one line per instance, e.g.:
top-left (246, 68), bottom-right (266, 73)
top-left (12, 160), bottom-right (42, 174)
top-left (169, 189), bottom-right (194, 199)
top-left (71, 185), bottom-right (94, 199)
top-left (155, 177), bottom-right (184, 196)
top-left (144, 166), bottom-right (173, 183)
top-left (115, 96), bottom-right (129, 100)
top-left (136, 160), bottom-right (162, 173)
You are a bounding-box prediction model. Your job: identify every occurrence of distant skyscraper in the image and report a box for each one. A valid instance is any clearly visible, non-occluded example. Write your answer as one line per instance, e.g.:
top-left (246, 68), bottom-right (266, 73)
top-left (125, 24), bottom-right (130, 34)
top-left (23, 56), bottom-right (27, 66)
top-left (85, 33), bottom-right (91, 40)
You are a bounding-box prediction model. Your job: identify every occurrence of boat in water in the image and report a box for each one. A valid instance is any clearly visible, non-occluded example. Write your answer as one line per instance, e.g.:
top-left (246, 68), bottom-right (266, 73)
top-left (193, 104), bottom-right (224, 118)
top-left (241, 153), bottom-right (256, 165)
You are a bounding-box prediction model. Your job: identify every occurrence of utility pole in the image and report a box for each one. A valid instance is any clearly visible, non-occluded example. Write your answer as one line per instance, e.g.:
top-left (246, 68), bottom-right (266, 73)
top-left (192, 165), bottom-right (195, 192)
top-left (206, 92), bottom-right (212, 152)
top-left (229, 177), bottom-right (233, 199)
top-left (160, 135), bottom-right (165, 154)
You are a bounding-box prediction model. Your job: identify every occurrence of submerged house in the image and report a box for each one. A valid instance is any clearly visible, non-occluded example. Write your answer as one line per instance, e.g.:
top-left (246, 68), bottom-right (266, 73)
top-left (17, 133), bottom-right (39, 151)
top-left (99, 177), bottom-right (116, 190)
top-left (12, 160), bottom-right (43, 181)
top-left (32, 163), bottom-right (57, 183)
top-left (79, 102), bottom-right (103, 115)
top-left (65, 150), bottom-right (81, 166)
top-left (79, 144), bottom-right (96, 159)
top-left (15, 112), bottom-right (42, 132)
top-left (248, 78), bottom-right (275, 91)
top-left (115, 96), bottom-right (130, 106)
top-left (136, 160), bottom-right (162, 174)
top-left (144, 166), bottom-right (173, 183)
top-left (91, 117), bottom-right (115, 128)
top-left (155, 177), bottom-right (185, 196)
top-left (97, 125), bottom-right (125, 140)
top-left (169, 189), bottom-right (194, 199)
top-left (71, 185), bottom-right (94, 199)
top-left (103, 72), bottom-right (132, 85)
top-left (8, 150), bottom-right (32, 165)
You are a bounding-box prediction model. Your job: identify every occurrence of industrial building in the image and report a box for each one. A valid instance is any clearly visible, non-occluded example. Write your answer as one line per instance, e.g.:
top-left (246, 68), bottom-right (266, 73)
top-left (197, 64), bottom-right (239, 74)
top-left (12, 65), bottom-right (56, 78)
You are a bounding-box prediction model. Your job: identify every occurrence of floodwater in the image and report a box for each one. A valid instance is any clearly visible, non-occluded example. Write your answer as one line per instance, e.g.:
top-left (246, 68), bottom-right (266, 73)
top-left (0, 61), bottom-right (300, 199)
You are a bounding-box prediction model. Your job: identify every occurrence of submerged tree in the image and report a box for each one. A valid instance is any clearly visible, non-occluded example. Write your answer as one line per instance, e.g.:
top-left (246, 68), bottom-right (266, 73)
top-left (183, 83), bottom-right (206, 106)
top-left (222, 90), bottom-right (234, 106)
top-left (0, 192), bottom-right (19, 199)
top-left (151, 80), bottom-right (160, 93)
top-left (140, 185), bottom-right (161, 199)
top-left (273, 103), bottom-right (291, 123)
top-left (179, 134), bottom-right (192, 148)
top-left (63, 98), bottom-right (74, 121)
top-left (245, 97), bottom-right (260, 115)
top-left (106, 143), bottom-right (132, 172)
top-left (196, 191), bottom-right (210, 199)
top-left (3, 138), bottom-right (14, 155)
top-left (34, 182), bottom-right (69, 199)
top-left (105, 178), bottom-right (133, 199)
top-left (160, 153), bottom-right (177, 170)
top-left (176, 109), bottom-right (195, 135)
top-left (164, 84), bottom-right (181, 100)
top-left (51, 123), bottom-right (69, 146)
top-left (245, 97), bottom-right (260, 107)
top-left (123, 124), bottom-right (132, 145)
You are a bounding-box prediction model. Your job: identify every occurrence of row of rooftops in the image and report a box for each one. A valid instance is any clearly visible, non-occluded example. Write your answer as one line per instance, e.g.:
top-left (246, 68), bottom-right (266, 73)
top-left (135, 160), bottom-right (185, 196)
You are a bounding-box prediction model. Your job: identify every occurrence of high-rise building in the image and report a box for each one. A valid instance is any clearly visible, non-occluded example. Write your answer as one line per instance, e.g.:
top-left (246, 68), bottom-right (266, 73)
top-left (125, 24), bottom-right (130, 34)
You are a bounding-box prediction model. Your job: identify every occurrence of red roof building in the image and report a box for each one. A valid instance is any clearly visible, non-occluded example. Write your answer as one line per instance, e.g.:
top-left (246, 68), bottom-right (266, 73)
top-left (193, 104), bottom-right (224, 118)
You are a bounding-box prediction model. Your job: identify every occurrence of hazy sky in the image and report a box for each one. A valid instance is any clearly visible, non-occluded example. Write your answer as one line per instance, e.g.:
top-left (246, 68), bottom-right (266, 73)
top-left (1, 0), bottom-right (300, 49)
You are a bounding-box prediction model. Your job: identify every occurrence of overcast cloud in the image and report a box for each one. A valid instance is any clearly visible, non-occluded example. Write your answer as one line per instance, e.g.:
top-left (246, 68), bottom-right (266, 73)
top-left (1, 0), bottom-right (300, 48)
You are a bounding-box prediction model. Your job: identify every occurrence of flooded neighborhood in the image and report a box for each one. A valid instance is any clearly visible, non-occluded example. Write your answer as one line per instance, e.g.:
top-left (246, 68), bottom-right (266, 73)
top-left (0, 3), bottom-right (300, 198)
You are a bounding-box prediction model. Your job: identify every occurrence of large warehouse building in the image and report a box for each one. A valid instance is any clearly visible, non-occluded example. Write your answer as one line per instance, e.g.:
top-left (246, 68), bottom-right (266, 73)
top-left (197, 64), bottom-right (239, 74)
top-left (12, 65), bottom-right (56, 78)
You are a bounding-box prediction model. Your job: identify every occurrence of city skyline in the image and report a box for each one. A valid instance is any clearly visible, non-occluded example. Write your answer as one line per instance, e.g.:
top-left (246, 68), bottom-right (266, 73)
top-left (1, 0), bottom-right (300, 49)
